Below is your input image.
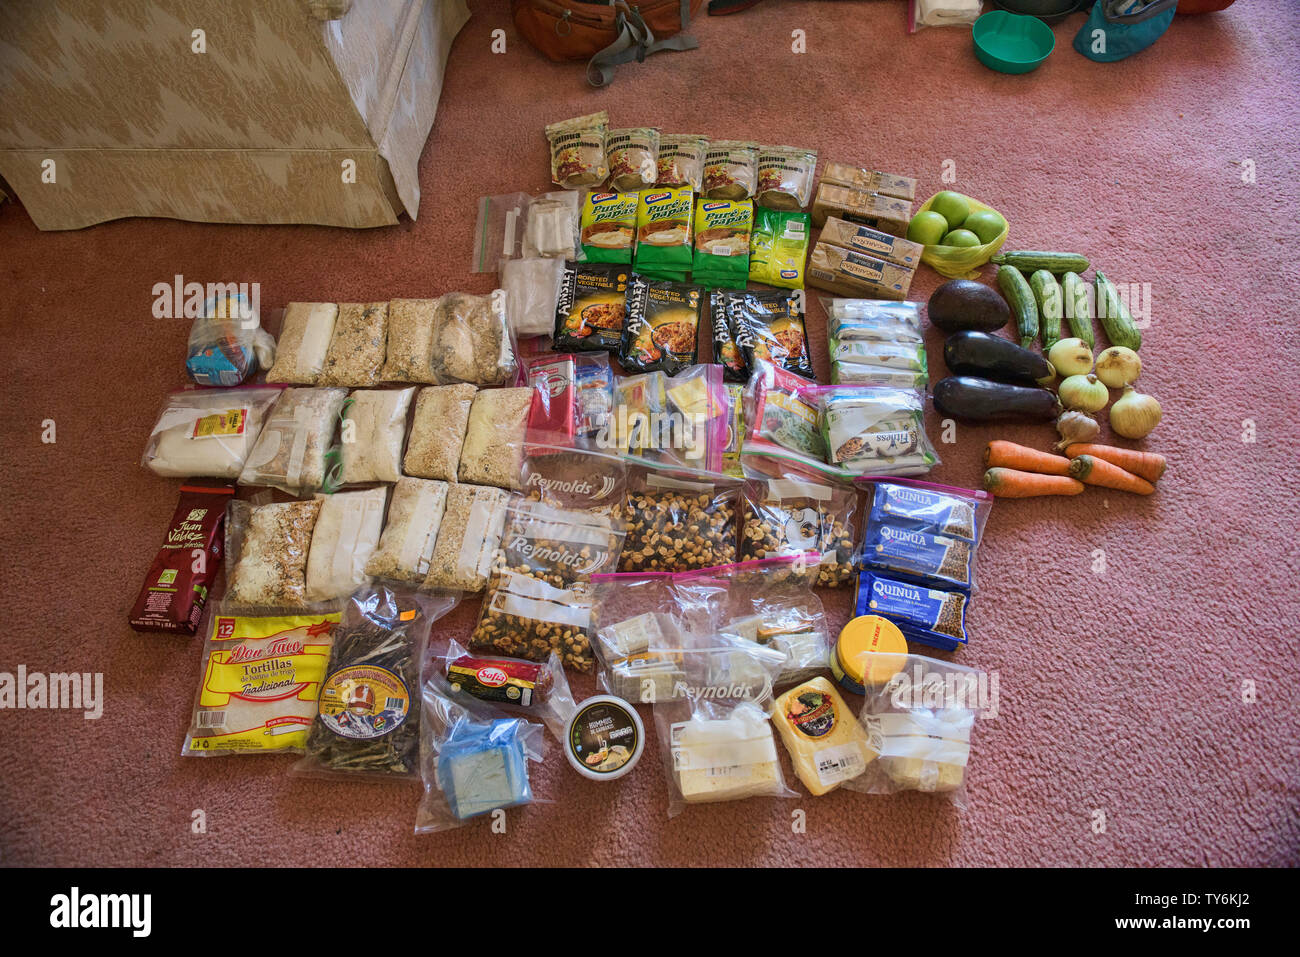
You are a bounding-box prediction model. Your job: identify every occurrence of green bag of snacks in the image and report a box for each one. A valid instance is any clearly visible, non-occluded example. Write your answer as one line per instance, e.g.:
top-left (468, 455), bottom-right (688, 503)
top-left (692, 198), bottom-right (753, 290)
top-left (748, 207), bottom-right (809, 289)
top-left (633, 187), bottom-right (693, 282)
top-left (581, 191), bottom-right (638, 264)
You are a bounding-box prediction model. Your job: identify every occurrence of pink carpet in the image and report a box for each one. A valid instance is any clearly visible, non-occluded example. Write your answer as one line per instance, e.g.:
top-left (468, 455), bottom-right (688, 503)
top-left (1, 0), bottom-right (1297, 867)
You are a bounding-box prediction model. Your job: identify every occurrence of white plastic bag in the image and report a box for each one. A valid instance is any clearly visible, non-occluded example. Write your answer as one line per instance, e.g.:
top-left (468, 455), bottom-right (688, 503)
top-left (501, 257), bottom-right (566, 338)
top-left (304, 487), bottom-right (388, 602)
top-left (142, 387), bottom-right (280, 479)
top-left (910, 0), bottom-right (982, 32)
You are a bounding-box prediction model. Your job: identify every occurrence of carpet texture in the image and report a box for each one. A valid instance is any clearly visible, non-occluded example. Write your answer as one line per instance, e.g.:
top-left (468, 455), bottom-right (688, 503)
top-left (1, 0), bottom-right (1298, 868)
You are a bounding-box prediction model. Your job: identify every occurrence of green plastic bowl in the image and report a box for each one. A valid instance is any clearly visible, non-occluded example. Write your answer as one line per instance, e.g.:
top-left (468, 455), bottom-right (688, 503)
top-left (973, 11), bottom-right (1055, 74)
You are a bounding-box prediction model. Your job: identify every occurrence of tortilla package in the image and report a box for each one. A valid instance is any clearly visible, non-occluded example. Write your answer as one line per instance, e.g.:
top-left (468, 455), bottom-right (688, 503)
top-left (620, 276), bottom-right (703, 376)
top-left (554, 261), bottom-right (631, 354)
top-left (581, 191), bottom-right (638, 264)
top-left (692, 198), bottom-right (753, 290)
top-left (634, 187), bottom-right (693, 282)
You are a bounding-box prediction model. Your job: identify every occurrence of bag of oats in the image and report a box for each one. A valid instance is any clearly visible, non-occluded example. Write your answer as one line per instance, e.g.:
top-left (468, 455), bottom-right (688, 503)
top-left (340, 388), bottom-right (414, 485)
top-left (365, 477), bottom-right (450, 583)
top-left (422, 483), bottom-right (510, 593)
top-left (404, 384), bottom-right (477, 482)
top-left (319, 302), bottom-right (389, 387)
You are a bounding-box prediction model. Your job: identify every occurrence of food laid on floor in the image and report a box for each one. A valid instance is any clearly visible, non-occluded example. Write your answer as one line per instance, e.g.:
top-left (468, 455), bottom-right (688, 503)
top-left (131, 112), bottom-right (1165, 831)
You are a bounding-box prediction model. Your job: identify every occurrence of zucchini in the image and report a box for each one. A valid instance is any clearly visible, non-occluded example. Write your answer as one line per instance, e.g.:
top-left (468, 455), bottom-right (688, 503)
top-left (1061, 271), bottom-right (1094, 348)
top-left (1094, 271), bottom-right (1142, 351)
top-left (990, 250), bottom-right (1091, 274)
top-left (996, 264), bottom-right (1038, 350)
top-left (933, 376), bottom-right (1061, 422)
top-left (1029, 270), bottom-right (1063, 354)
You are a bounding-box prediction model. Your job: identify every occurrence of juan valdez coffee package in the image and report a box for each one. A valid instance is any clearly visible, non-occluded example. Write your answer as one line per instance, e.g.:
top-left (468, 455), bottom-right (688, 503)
top-left (129, 484), bottom-right (234, 635)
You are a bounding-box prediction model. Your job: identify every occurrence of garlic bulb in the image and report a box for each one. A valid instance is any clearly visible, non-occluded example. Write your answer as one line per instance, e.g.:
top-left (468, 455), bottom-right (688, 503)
top-left (1096, 346), bottom-right (1141, 388)
top-left (1058, 374), bottom-right (1109, 413)
top-left (1055, 411), bottom-right (1100, 450)
top-left (1109, 386), bottom-right (1162, 438)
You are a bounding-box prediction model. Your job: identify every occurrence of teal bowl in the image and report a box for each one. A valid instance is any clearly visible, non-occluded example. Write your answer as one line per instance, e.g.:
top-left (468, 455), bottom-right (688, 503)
top-left (973, 11), bottom-right (1055, 74)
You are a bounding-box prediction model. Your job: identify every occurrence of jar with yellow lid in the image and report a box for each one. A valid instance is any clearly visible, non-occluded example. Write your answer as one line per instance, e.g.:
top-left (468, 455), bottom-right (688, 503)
top-left (831, 615), bottom-right (908, 695)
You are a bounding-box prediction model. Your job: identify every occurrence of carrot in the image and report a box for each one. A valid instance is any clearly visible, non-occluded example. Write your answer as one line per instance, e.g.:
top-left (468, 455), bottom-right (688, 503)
top-left (1067, 455), bottom-right (1155, 495)
top-left (983, 467), bottom-right (1085, 498)
top-left (984, 440), bottom-right (1072, 476)
top-left (1063, 444), bottom-right (1166, 483)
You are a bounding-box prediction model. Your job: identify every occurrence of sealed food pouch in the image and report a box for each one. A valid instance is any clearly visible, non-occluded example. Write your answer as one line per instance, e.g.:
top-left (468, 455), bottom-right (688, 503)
top-left (545, 111), bottom-right (609, 189)
top-left (813, 384), bottom-right (938, 476)
top-left (755, 145), bottom-right (818, 211)
top-left (634, 187), bottom-right (694, 281)
top-left (471, 569), bottom-right (596, 671)
top-left (606, 127), bottom-right (660, 192)
top-left (442, 639), bottom-right (576, 742)
top-left (182, 602), bottom-right (340, 756)
top-left (238, 387), bottom-right (348, 494)
top-left (709, 290), bottom-right (748, 383)
top-left (458, 387), bottom-right (533, 491)
top-left (380, 299), bottom-right (440, 384)
top-left (589, 573), bottom-right (683, 702)
top-left (142, 386), bottom-right (281, 480)
top-left (734, 289), bottom-right (814, 381)
top-left (825, 298), bottom-right (924, 342)
top-left (523, 352), bottom-right (580, 454)
top-left (748, 207), bottom-right (810, 289)
top-left (554, 261), bottom-right (631, 354)
top-left (703, 140), bottom-right (758, 200)
top-left (658, 363), bottom-right (730, 473)
top-left (472, 192), bottom-right (532, 273)
top-left (294, 583), bottom-right (457, 779)
top-left (829, 339), bottom-right (928, 376)
top-left (854, 568), bottom-right (969, 651)
top-left (692, 197), bottom-right (753, 290)
top-left (843, 651), bottom-right (993, 810)
top-left (862, 477), bottom-right (992, 545)
top-left (745, 360), bottom-right (826, 462)
top-left (620, 275), bottom-right (703, 376)
top-left (656, 134), bottom-right (708, 192)
top-left (580, 191), bottom-right (638, 264)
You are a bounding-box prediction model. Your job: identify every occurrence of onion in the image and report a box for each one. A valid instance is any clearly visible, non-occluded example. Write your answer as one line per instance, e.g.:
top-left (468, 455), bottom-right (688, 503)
top-left (1058, 374), bottom-right (1109, 413)
top-left (1095, 346), bottom-right (1141, 388)
top-left (1109, 386), bottom-right (1162, 438)
top-left (1047, 338), bottom-right (1093, 378)
top-left (1054, 411), bottom-right (1100, 450)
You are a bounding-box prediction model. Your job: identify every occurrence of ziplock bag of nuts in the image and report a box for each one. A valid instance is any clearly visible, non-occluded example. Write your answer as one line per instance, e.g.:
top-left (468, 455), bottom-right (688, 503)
top-left (431, 292), bottom-right (517, 387)
top-left (656, 133), bottom-right (708, 192)
top-left (470, 569), bottom-right (596, 670)
top-left (616, 471), bottom-right (740, 572)
top-left (222, 499), bottom-right (323, 609)
top-left (554, 261), bottom-right (631, 354)
top-left (319, 302), bottom-right (389, 387)
top-left (442, 639), bottom-right (576, 742)
top-left (620, 275), bottom-right (703, 376)
top-left (740, 474), bottom-right (861, 587)
top-left (497, 497), bottom-right (626, 586)
top-left (842, 651), bottom-right (992, 810)
top-left (606, 127), bottom-right (660, 192)
top-left (421, 483), bottom-right (509, 593)
top-left (545, 110), bottom-right (609, 189)
top-left (293, 583), bottom-right (457, 779)
top-left (238, 387), bottom-right (348, 495)
top-left (703, 140), bottom-right (759, 200)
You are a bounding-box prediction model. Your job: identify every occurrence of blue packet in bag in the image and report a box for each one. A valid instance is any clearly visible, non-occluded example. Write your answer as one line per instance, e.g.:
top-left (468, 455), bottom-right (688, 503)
top-left (855, 569), bottom-right (969, 652)
top-left (868, 481), bottom-right (987, 543)
top-left (862, 523), bottom-right (974, 591)
top-left (436, 717), bottom-right (535, 820)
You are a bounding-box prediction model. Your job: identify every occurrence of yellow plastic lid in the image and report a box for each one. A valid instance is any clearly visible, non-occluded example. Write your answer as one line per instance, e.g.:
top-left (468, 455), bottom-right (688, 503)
top-left (837, 615), bottom-right (908, 686)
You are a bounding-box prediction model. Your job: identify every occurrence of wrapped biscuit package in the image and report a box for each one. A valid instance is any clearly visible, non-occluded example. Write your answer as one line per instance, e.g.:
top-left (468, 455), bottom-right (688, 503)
top-left (431, 292), bottom-right (516, 387)
top-left (703, 140), bottom-right (758, 200)
top-left (319, 301), bottom-right (389, 387)
top-left (580, 192), bottom-right (638, 265)
top-left (810, 184), bottom-right (912, 234)
top-left (340, 387), bottom-right (414, 485)
top-left (404, 384), bottom-right (477, 482)
top-left (808, 242), bottom-right (915, 301)
top-left (238, 387), bottom-right (348, 494)
top-left (223, 499), bottom-right (323, 608)
top-left (692, 198), bottom-right (753, 290)
top-left (422, 483), bottom-right (509, 593)
top-left (606, 127), bottom-right (660, 192)
top-left (458, 387), bottom-right (533, 490)
top-left (365, 477), bottom-right (450, 582)
top-left (379, 299), bottom-right (439, 383)
top-left (819, 162), bottom-right (917, 201)
top-left (818, 217), bottom-right (924, 270)
top-left (545, 111), bottom-right (609, 189)
top-left (304, 487), bottom-right (388, 602)
top-left (755, 145), bottom-right (818, 211)
top-left (634, 187), bottom-right (694, 282)
top-left (656, 133), bottom-right (708, 192)
top-left (854, 568), bottom-right (969, 651)
top-left (142, 386), bottom-right (280, 480)
top-left (266, 302), bottom-right (338, 384)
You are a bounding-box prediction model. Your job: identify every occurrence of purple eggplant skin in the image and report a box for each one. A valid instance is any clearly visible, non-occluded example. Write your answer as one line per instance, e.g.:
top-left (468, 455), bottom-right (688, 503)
top-left (932, 376), bottom-right (1061, 422)
top-left (943, 331), bottom-right (1053, 385)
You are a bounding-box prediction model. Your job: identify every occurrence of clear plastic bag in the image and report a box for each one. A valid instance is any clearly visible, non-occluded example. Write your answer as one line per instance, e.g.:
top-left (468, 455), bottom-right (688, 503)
top-left (909, 0), bottom-right (983, 32)
top-left (441, 639), bottom-right (575, 742)
top-left (588, 572), bottom-right (681, 701)
top-left (238, 387), bottom-right (348, 494)
top-left (185, 297), bottom-right (277, 387)
top-left (379, 299), bottom-right (439, 384)
top-left (340, 387), bottom-right (414, 485)
top-left (472, 192), bottom-right (532, 273)
top-left (501, 257), bottom-right (566, 338)
top-left (740, 474), bottom-right (861, 587)
top-left (142, 386), bottom-right (281, 480)
top-left (616, 470), bottom-right (740, 572)
top-left (404, 383), bottom-right (477, 482)
top-left (469, 569), bottom-right (595, 671)
top-left (458, 387), bottom-right (533, 490)
top-left (415, 670), bottom-right (546, 833)
top-left (823, 298), bottom-right (924, 343)
top-left (497, 497), bottom-right (626, 585)
top-left (223, 498), bottom-right (323, 608)
top-left (431, 292), bottom-right (517, 387)
top-left (523, 191), bottom-right (581, 259)
top-left (304, 487), bottom-right (388, 602)
top-left (421, 483), bottom-right (509, 593)
top-left (365, 477), bottom-right (449, 583)
top-left (810, 383), bottom-right (940, 479)
top-left (292, 583), bottom-right (457, 779)
top-left (843, 651), bottom-right (993, 809)
top-left (319, 302), bottom-right (389, 387)
top-left (266, 302), bottom-right (338, 384)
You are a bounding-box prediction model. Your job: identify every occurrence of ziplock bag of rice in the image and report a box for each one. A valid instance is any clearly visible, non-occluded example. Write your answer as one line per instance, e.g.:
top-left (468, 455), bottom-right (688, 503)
top-left (458, 387), bottom-right (533, 490)
top-left (223, 499), bottom-right (322, 608)
top-left (319, 302), bottom-right (389, 387)
top-left (365, 477), bottom-right (449, 583)
top-left (340, 387), bottom-right (414, 485)
top-left (142, 386), bottom-right (280, 479)
top-left (182, 602), bottom-right (339, 756)
top-left (304, 487), bottom-right (388, 602)
top-left (266, 303), bottom-right (338, 384)
top-left (238, 387), bottom-right (348, 494)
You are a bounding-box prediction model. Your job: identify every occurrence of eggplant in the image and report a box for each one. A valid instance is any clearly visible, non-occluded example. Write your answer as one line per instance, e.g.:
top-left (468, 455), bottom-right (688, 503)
top-left (932, 376), bottom-right (1061, 422)
top-left (943, 332), bottom-right (1053, 385)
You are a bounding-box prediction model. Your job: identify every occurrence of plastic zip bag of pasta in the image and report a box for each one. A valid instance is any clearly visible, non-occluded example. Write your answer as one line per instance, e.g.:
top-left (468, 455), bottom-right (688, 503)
top-left (842, 651), bottom-right (994, 810)
top-left (292, 582), bottom-right (458, 779)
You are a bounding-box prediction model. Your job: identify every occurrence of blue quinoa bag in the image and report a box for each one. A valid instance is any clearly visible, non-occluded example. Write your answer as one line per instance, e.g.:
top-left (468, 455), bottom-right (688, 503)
top-left (1074, 0), bottom-right (1179, 63)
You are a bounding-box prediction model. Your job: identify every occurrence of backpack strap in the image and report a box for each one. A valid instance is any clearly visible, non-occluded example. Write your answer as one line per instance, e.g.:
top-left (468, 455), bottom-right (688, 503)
top-left (587, 0), bottom-right (699, 87)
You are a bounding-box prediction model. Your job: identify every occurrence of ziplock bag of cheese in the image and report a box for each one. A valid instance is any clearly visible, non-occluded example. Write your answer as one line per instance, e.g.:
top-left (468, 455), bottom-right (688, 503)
top-left (843, 651), bottom-right (994, 809)
top-left (589, 572), bottom-right (684, 702)
top-left (810, 384), bottom-right (939, 477)
top-left (771, 676), bottom-right (877, 796)
top-left (238, 387), bottom-right (348, 494)
top-left (182, 602), bottom-right (340, 756)
top-left (442, 639), bottom-right (576, 743)
top-left (654, 645), bottom-right (795, 816)
top-left (854, 568), bottom-right (970, 652)
top-left (415, 669), bottom-right (546, 834)
top-left (293, 583), bottom-right (456, 779)
top-left (142, 386), bottom-right (281, 480)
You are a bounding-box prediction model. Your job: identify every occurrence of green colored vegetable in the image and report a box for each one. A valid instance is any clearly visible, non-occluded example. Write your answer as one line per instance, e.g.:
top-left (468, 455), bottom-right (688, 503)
top-left (1094, 271), bottom-right (1142, 351)
top-left (1061, 271), bottom-right (1094, 348)
top-left (1029, 269), bottom-right (1063, 353)
top-left (997, 264), bottom-right (1038, 350)
top-left (990, 251), bottom-right (1091, 274)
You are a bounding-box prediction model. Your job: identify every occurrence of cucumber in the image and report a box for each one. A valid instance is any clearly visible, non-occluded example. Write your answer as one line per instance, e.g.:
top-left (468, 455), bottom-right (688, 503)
top-left (1029, 270), bottom-right (1063, 354)
top-left (1061, 271), bottom-right (1094, 348)
top-left (1094, 271), bottom-right (1142, 351)
top-left (990, 250), bottom-right (1091, 274)
top-left (996, 264), bottom-right (1038, 350)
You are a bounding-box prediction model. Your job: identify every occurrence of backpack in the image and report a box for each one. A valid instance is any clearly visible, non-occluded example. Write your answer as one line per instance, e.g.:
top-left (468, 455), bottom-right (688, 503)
top-left (512, 0), bottom-right (704, 87)
top-left (1074, 0), bottom-right (1179, 62)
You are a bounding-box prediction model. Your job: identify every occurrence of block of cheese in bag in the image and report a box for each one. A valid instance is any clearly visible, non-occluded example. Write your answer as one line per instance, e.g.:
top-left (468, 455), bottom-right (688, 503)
top-left (673, 710), bottom-right (784, 803)
top-left (807, 242), bottom-right (915, 301)
top-left (818, 216), bottom-right (923, 269)
top-left (772, 676), bottom-right (876, 796)
top-left (810, 183), bottom-right (911, 233)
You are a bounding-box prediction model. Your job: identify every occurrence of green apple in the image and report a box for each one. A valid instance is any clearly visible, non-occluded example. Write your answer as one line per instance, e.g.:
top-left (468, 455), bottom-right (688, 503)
top-left (941, 229), bottom-right (981, 248)
top-left (907, 210), bottom-right (949, 246)
top-left (962, 209), bottom-right (1006, 245)
top-left (930, 191), bottom-right (971, 229)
